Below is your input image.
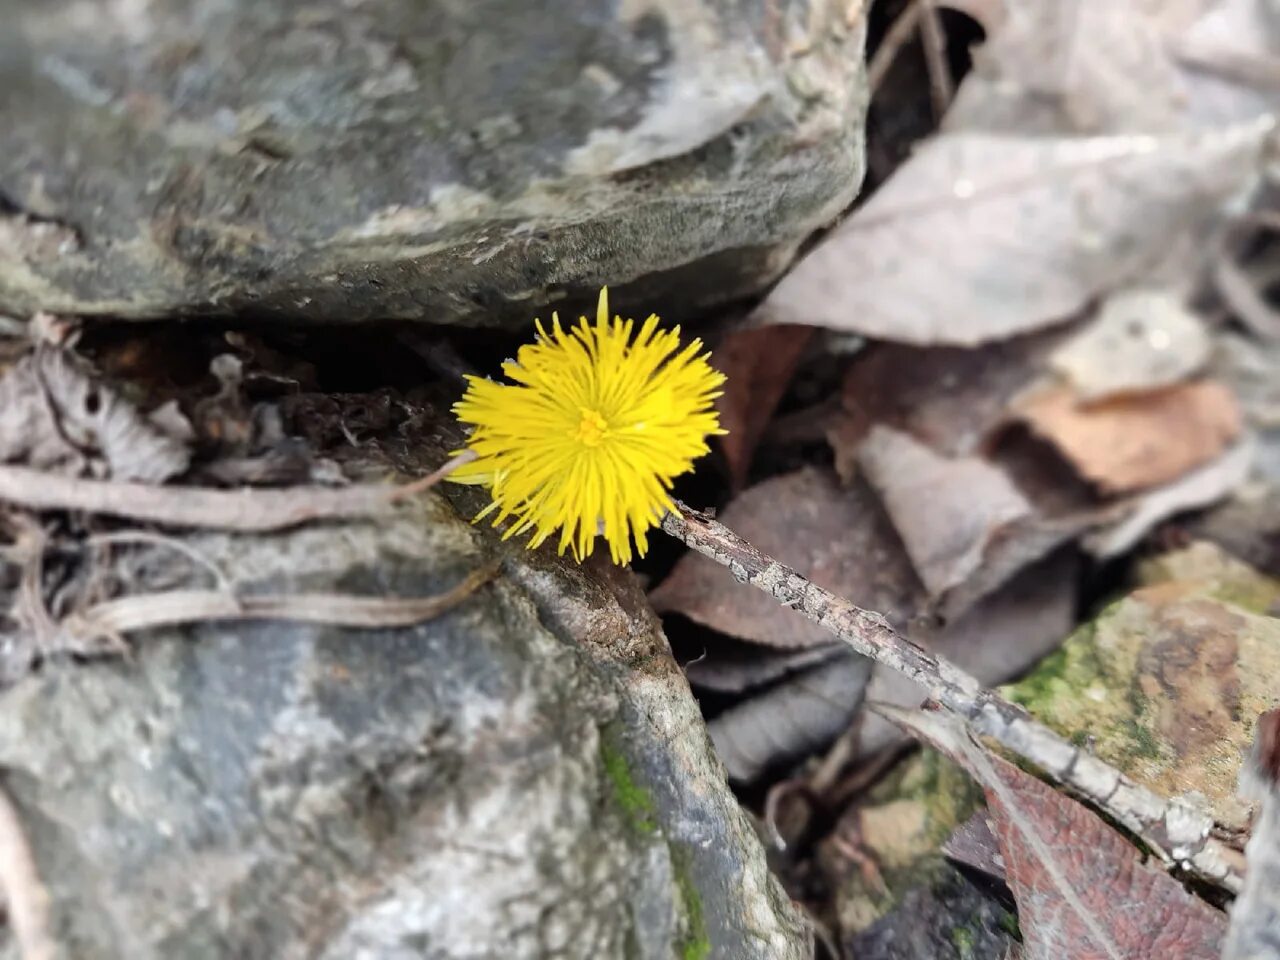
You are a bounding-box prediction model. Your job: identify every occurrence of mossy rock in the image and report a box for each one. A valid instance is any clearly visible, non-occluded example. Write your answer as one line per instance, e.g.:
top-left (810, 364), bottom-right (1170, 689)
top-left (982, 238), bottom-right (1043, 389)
top-left (1004, 541), bottom-right (1280, 830)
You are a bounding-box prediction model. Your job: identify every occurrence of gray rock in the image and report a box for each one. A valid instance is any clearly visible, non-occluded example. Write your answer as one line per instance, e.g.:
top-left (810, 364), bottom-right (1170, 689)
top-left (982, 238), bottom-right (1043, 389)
top-left (0, 490), bottom-right (811, 958)
top-left (0, 0), bottom-right (868, 326)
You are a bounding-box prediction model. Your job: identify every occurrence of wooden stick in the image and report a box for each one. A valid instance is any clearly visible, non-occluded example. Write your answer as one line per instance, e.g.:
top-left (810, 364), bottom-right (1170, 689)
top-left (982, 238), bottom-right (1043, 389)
top-left (661, 500), bottom-right (1243, 891)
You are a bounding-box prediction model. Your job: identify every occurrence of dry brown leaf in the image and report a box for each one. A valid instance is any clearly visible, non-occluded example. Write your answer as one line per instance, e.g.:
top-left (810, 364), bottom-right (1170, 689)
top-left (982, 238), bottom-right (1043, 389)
top-left (1049, 288), bottom-right (1212, 400)
top-left (856, 425), bottom-right (1036, 601)
top-left (713, 324), bottom-right (815, 490)
top-left (707, 653), bottom-right (872, 782)
top-left (1213, 248), bottom-right (1280, 342)
top-left (942, 810), bottom-right (1006, 884)
top-left (650, 467), bottom-right (925, 648)
top-left (1086, 438), bottom-right (1255, 557)
top-left (830, 332), bottom-right (1058, 476)
top-left (948, 0), bottom-right (1280, 135)
top-left (1185, 484), bottom-right (1280, 577)
top-left (683, 641), bottom-right (843, 694)
top-left (0, 349), bottom-right (191, 483)
top-left (756, 121), bottom-right (1271, 346)
top-left (1017, 381), bottom-right (1242, 493)
top-left (883, 705), bottom-right (1229, 960)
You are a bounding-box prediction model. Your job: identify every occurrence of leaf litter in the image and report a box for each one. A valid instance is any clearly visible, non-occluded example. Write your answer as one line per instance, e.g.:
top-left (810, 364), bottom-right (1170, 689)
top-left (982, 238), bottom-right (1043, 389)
top-left (882, 704), bottom-right (1229, 960)
top-left (0, 327), bottom-right (490, 684)
top-left (3, 2), bottom-right (1280, 956)
top-left (647, 1), bottom-right (1280, 952)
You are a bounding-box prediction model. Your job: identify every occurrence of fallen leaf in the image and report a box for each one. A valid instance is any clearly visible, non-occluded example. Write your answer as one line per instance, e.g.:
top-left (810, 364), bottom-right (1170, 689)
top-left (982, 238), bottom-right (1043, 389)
top-left (1213, 244), bottom-right (1280, 342)
top-left (1086, 438), bottom-right (1255, 558)
top-left (1004, 542), bottom-right (1280, 831)
top-left (1223, 709), bottom-right (1280, 960)
top-left (829, 331), bottom-right (1058, 477)
top-left (0, 349), bottom-right (191, 483)
top-left (1184, 485), bottom-right (1280, 577)
top-left (881, 705), bottom-right (1229, 960)
top-left (856, 425), bottom-right (1033, 603)
top-left (712, 324), bottom-right (815, 490)
top-left (1017, 381), bottom-right (1242, 494)
top-left (756, 121), bottom-right (1271, 345)
top-left (1049, 288), bottom-right (1212, 400)
top-left (650, 467), bottom-right (925, 648)
top-left (707, 652), bottom-right (873, 782)
top-left (1212, 331), bottom-right (1280, 433)
top-left (948, 0), bottom-right (1280, 135)
top-left (683, 641), bottom-right (843, 694)
top-left (942, 810), bottom-right (1006, 884)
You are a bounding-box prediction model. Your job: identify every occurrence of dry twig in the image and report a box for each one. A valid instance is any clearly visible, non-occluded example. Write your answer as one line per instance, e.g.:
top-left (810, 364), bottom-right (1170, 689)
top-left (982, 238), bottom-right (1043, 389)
top-left (59, 560), bottom-right (499, 645)
top-left (918, 0), bottom-right (955, 119)
top-left (661, 501), bottom-right (1243, 892)
top-left (868, 0), bottom-right (924, 94)
top-left (0, 783), bottom-right (56, 960)
top-left (0, 451), bottom-right (475, 533)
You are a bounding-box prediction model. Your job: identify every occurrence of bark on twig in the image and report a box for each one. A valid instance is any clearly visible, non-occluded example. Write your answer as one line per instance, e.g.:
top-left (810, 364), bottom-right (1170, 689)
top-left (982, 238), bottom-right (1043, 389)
top-left (0, 784), bottom-right (56, 960)
top-left (61, 561), bottom-right (498, 643)
top-left (868, 0), bottom-right (924, 93)
top-left (660, 500), bottom-right (1244, 892)
top-left (918, 0), bottom-right (955, 119)
top-left (0, 451), bottom-right (474, 533)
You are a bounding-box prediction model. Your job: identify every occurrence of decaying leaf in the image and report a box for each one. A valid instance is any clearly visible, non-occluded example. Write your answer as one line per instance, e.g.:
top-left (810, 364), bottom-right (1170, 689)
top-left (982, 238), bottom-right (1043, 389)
top-left (828, 330), bottom-right (1061, 480)
top-left (683, 641), bottom-right (843, 694)
top-left (1223, 709), bottom-right (1280, 960)
top-left (881, 705), bottom-right (1229, 960)
top-left (650, 468), bottom-right (925, 648)
top-left (948, 0), bottom-right (1280, 135)
top-left (1017, 381), bottom-right (1242, 494)
top-left (1086, 438), bottom-right (1255, 558)
top-left (1004, 542), bottom-right (1280, 831)
top-left (1212, 331), bottom-right (1280, 433)
top-left (0, 349), bottom-right (191, 483)
top-left (1049, 288), bottom-right (1212, 400)
top-left (712, 324), bottom-right (815, 490)
top-left (1213, 245), bottom-right (1280, 342)
top-left (941, 810), bottom-right (1006, 884)
top-left (707, 652), bottom-right (873, 782)
top-left (1185, 485), bottom-right (1280, 577)
top-left (856, 425), bottom-right (1033, 603)
top-left (757, 121), bottom-right (1271, 346)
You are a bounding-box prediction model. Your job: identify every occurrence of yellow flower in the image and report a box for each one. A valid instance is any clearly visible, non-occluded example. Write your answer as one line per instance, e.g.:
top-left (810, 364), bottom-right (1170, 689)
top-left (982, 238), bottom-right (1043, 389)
top-left (450, 288), bottom-right (726, 564)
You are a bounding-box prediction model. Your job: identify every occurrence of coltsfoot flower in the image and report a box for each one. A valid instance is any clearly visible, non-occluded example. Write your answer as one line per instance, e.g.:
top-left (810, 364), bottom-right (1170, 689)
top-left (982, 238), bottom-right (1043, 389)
top-left (450, 288), bottom-right (726, 564)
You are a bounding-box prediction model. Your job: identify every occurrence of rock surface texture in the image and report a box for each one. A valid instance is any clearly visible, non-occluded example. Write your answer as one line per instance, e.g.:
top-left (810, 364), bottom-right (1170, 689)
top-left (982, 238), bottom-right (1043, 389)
top-left (0, 0), bottom-right (868, 326)
top-left (0, 483), bottom-right (812, 959)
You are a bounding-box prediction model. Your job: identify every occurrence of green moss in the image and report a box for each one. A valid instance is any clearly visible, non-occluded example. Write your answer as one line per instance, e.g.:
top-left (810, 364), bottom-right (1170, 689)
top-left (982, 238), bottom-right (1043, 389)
top-left (600, 737), bottom-right (657, 835)
top-left (998, 910), bottom-right (1021, 939)
top-left (1004, 621), bottom-right (1109, 714)
top-left (672, 846), bottom-right (710, 960)
top-left (1121, 718), bottom-right (1162, 762)
top-left (950, 924), bottom-right (976, 958)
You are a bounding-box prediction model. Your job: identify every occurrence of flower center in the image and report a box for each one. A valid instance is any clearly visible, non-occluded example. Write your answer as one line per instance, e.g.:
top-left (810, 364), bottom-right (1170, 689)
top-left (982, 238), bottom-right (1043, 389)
top-left (574, 408), bottom-right (610, 447)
